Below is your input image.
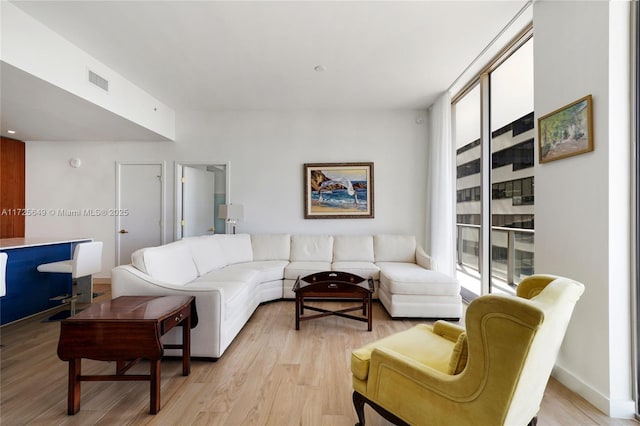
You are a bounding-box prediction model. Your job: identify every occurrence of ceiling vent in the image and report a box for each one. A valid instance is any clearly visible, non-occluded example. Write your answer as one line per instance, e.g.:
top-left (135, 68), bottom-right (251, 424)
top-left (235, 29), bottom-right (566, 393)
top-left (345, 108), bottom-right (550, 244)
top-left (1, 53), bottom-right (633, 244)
top-left (88, 69), bottom-right (109, 92)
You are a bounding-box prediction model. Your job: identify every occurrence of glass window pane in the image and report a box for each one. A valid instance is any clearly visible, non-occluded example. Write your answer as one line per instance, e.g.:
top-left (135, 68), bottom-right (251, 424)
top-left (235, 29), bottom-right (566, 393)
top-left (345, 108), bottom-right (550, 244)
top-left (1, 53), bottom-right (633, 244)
top-left (490, 37), bottom-right (535, 289)
top-left (454, 84), bottom-right (481, 296)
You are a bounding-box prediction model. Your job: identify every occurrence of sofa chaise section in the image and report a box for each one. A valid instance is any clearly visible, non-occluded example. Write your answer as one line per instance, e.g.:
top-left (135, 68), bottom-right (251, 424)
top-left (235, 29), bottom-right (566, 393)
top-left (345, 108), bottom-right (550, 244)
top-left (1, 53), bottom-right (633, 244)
top-left (374, 234), bottom-right (461, 319)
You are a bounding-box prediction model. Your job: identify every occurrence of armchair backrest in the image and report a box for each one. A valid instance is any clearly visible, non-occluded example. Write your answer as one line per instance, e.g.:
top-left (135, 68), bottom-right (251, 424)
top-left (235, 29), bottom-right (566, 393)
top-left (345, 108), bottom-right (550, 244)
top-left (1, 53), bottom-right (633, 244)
top-left (507, 275), bottom-right (585, 425)
top-left (463, 274), bottom-right (584, 425)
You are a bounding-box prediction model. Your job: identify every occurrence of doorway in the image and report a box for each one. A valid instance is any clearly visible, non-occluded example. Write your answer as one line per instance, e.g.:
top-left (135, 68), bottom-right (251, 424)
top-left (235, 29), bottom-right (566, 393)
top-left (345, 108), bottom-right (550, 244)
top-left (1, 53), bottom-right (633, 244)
top-left (115, 162), bottom-right (165, 266)
top-left (175, 162), bottom-right (229, 239)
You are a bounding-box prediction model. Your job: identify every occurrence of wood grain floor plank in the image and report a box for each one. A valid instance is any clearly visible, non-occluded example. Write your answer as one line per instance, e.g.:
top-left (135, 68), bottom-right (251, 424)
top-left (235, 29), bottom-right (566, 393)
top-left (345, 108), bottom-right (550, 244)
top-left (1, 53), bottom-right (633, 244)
top-left (0, 283), bottom-right (636, 425)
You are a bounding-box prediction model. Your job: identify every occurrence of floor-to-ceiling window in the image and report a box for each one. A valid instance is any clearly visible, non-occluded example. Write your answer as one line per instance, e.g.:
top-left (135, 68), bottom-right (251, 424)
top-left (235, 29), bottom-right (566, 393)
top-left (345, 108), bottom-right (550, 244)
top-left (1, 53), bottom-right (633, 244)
top-left (454, 84), bottom-right (482, 296)
top-left (453, 30), bottom-right (534, 298)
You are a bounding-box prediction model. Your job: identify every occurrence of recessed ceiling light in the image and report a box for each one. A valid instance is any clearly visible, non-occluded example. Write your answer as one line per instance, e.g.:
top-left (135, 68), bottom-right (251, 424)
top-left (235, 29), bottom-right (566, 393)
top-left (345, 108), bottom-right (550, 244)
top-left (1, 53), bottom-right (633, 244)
top-left (7, 130), bottom-right (16, 134)
top-left (314, 65), bottom-right (326, 72)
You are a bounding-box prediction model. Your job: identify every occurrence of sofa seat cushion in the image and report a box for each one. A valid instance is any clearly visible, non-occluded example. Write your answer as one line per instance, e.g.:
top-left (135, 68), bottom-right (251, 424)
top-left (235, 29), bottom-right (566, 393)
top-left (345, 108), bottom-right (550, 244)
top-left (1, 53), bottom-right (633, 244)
top-left (284, 261), bottom-right (331, 280)
top-left (226, 260), bottom-right (288, 283)
top-left (351, 324), bottom-right (458, 381)
top-left (378, 262), bottom-right (459, 296)
top-left (331, 261), bottom-right (380, 280)
top-left (195, 267), bottom-right (260, 288)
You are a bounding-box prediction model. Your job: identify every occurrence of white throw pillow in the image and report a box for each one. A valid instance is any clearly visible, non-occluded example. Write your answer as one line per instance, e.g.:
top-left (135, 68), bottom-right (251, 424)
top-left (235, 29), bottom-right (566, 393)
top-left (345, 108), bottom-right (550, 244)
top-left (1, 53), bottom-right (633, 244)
top-left (333, 235), bottom-right (374, 262)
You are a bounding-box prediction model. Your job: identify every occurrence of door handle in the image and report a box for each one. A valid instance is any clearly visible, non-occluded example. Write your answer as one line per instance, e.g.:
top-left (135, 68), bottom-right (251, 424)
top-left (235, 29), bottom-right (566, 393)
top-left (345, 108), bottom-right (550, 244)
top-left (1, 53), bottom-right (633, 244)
top-left (119, 229), bottom-right (129, 234)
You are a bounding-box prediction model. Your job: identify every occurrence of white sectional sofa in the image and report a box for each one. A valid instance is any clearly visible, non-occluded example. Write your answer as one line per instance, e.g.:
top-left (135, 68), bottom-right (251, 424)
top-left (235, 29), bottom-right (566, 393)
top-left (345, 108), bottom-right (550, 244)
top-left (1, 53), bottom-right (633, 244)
top-left (111, 233), bottom-right (460, 359)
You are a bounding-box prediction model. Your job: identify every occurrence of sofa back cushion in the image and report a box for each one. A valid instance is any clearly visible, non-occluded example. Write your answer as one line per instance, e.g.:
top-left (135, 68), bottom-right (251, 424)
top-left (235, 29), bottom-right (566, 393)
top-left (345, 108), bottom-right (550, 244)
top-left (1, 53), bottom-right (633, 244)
top-left (290, 235), bottom-right (334, 262)
top-left (333, 235), bottom-right (374, 262)
top-left (131, 241), bottom-right (198, 285)
top-left (374, 234), bottom-right (416, 263)
top-left (214, 234), bottom-right (253, 265)
top-left (251, 234), bottom-right (291, 261)
top-left (184, 236), bottom-right (227, 276)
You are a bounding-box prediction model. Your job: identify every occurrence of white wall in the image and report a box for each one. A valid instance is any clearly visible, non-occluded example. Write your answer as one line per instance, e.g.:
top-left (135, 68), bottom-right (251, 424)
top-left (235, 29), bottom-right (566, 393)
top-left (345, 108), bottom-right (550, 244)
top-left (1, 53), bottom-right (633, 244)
top-left (26, 110), bottom-right (429, 277)
top-left (534, 1), bottom-right (633, 417)
top-left (1, 2), bottom-right (175, 140)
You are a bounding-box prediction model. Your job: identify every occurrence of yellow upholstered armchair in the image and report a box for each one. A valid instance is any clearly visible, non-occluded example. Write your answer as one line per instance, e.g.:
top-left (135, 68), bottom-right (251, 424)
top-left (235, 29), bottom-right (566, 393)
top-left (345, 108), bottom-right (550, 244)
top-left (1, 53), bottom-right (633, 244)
top-left (350, 274), bottom-right (585, 426)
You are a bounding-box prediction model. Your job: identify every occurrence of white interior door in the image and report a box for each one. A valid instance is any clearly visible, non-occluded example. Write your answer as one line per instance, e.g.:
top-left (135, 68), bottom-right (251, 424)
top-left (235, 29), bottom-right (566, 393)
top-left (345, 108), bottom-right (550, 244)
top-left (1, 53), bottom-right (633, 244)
top-left (117, 163), bottom-right (164, 265)
top-left (182, 166), bottom-right (216, 237)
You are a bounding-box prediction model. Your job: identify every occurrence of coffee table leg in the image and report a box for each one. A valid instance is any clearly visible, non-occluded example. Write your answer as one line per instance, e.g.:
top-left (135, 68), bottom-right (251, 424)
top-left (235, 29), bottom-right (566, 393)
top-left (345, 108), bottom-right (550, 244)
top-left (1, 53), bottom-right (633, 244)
top-left (150, 359), bottom-right (161, 414)
top-left (295, 295), bottom-right (300, 330)
top-left (367, 295), bottom-right (373, 331)
top-left (68, 359), bottom-right (81, 415)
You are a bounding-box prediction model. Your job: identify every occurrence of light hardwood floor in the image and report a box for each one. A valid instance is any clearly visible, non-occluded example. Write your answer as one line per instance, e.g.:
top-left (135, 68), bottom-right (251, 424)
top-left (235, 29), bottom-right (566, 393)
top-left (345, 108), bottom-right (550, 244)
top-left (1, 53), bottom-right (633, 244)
top-left (0, 284), bottom-right (637, 425)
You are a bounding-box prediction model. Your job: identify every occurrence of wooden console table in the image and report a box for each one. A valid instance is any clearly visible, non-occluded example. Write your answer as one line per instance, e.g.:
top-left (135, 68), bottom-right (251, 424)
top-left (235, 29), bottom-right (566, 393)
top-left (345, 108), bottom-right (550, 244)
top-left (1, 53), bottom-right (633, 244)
top-left (293, 271), bottom-right (374, 331)
top-left (57, 295), bottom-right (197, 415)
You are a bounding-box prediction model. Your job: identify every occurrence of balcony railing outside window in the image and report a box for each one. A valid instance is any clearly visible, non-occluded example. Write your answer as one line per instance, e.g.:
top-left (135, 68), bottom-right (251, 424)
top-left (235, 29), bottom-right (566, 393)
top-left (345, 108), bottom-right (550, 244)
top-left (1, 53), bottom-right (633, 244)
top-left (456, 223), bottom-right (534, 289)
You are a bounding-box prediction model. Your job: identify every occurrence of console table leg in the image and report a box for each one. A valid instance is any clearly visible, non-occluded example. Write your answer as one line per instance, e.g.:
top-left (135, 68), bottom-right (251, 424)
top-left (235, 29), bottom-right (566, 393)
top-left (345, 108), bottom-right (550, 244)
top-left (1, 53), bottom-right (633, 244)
top-left (150, 360), bottom-right (161, 414)
top-left (182, 316), bottom-right (191, 376)
top-left (68, 359), bottom-right (81, 415)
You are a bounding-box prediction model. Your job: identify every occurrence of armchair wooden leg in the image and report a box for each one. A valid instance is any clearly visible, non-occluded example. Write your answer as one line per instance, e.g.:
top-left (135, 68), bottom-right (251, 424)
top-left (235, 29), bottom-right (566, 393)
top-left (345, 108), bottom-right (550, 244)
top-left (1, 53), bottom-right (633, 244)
top-left (352, 391), bottom-right (409, 426)
top-left (353, 391), bottom-right (366, 426)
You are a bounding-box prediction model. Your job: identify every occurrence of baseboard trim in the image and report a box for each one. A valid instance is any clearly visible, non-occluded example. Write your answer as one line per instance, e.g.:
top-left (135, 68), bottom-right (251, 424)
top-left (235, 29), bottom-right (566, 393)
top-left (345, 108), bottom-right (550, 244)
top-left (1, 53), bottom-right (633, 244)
top-left (552, 364), bottom-right (636, 419)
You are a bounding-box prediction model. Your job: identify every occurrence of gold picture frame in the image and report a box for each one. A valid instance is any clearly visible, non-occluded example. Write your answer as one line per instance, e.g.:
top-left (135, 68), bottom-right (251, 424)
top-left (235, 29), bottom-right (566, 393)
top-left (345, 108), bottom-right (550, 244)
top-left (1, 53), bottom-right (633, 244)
top-left (538, 94), bottom-right (594, 163)
top-left (303, 162), bottom-right (374, 219)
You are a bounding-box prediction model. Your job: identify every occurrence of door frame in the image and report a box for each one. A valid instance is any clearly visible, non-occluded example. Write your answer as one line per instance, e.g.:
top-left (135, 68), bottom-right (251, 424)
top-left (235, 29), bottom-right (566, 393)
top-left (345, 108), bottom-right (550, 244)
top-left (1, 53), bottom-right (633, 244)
top-left (174, 161), bottom-right (231, 239)
top-left (115, 161), bottom-right (166, 265)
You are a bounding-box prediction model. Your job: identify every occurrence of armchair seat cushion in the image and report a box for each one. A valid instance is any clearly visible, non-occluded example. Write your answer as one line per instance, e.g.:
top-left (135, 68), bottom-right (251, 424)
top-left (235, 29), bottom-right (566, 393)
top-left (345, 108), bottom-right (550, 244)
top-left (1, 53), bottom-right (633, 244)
top-left (378, 262), bottom-right (459, 296)
top-left (351, 324), bottom-right (462, 382)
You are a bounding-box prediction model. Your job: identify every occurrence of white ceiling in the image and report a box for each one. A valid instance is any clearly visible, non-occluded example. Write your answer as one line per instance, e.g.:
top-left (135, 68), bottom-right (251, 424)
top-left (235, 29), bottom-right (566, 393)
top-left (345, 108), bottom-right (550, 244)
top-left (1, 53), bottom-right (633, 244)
top-left (2, 0), bottom-right (529, 141)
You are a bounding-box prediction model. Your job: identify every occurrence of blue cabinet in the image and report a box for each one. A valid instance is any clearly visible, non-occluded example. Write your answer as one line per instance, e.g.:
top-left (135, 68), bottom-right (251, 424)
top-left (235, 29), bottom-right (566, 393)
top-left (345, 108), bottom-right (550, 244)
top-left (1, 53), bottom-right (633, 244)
top-left (0, 239), bottom-right (89, 325)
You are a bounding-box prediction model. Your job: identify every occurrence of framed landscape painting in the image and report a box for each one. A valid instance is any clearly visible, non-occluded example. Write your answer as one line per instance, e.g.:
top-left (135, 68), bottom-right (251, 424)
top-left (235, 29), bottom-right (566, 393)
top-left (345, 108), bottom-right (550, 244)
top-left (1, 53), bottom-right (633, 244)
top-left (304, 162), bottom-right (374, 219)
top-left (538, 95), bottom-right (594, 163)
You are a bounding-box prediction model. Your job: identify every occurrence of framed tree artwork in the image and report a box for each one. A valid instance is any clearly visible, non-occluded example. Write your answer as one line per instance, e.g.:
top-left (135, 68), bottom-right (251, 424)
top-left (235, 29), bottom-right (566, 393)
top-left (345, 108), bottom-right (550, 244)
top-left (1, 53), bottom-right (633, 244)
top-left (538, 95), bottom-right (594, 163)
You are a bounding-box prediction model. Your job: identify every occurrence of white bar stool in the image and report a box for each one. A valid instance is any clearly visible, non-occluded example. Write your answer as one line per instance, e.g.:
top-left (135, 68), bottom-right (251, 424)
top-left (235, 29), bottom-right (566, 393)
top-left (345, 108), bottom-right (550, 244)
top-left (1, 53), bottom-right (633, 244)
top-left (37, 241), bottom-right (103, 319)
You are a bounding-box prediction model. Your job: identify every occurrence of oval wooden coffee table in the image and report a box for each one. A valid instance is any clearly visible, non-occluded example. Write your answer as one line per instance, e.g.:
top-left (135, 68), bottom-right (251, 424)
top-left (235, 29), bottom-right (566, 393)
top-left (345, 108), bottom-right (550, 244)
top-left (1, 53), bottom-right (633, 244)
top-left (293, 271), bottom-right (374, 331)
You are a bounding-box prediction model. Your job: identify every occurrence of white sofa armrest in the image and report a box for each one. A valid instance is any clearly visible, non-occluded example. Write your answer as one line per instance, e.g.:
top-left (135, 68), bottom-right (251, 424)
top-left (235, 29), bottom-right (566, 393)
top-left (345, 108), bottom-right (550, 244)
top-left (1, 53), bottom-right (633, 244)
top-left (416, 246), bottom-right (436, 270)
top-left (111, 264), bottom-right (226, 358)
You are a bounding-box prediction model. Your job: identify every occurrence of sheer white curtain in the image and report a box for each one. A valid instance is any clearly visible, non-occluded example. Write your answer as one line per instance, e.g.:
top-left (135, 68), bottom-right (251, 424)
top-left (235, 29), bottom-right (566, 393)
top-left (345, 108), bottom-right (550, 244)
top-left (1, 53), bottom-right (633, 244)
top-left (426, 91), bottom-right (456, 277)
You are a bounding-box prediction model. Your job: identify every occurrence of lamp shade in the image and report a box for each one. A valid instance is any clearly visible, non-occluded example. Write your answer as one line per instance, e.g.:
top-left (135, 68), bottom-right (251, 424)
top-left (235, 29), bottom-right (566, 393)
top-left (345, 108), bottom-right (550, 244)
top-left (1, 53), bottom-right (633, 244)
top-left (218, 204), bottom-right (244, 221)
